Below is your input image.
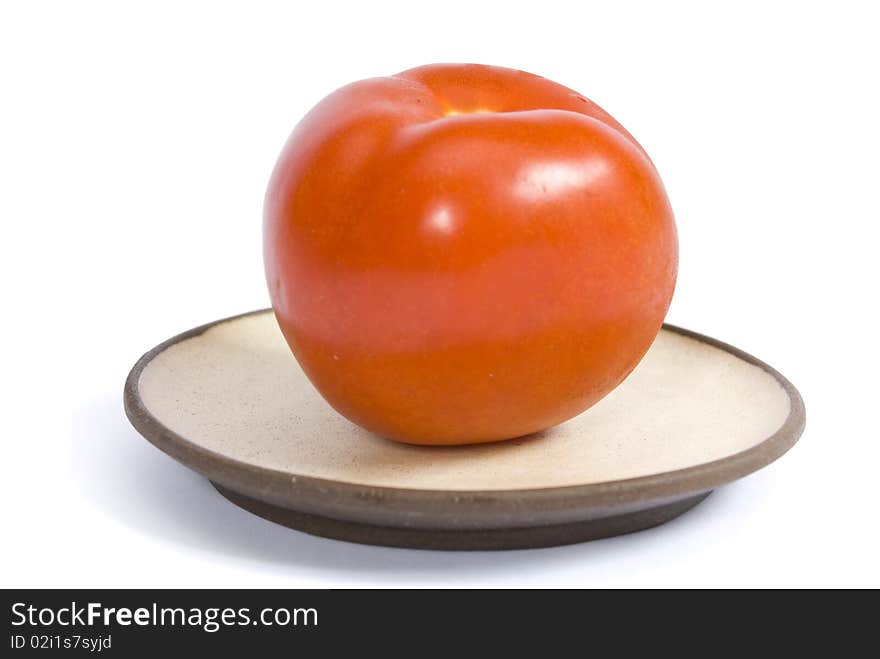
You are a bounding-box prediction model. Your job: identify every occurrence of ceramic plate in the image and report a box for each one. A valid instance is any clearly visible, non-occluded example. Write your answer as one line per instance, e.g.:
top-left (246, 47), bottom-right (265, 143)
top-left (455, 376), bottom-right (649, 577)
top-left (124, 309), bottom-right (804, 550)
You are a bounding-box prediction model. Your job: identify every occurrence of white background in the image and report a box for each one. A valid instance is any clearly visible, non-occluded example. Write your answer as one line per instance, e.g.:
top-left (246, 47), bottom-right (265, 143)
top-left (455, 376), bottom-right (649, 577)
top-left (2, 1), bottom-right (878, 588)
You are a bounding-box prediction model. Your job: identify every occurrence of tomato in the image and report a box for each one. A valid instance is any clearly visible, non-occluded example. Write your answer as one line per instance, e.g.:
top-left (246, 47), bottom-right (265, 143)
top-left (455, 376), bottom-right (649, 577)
top-left (264, 63), bottom-right (677, 445)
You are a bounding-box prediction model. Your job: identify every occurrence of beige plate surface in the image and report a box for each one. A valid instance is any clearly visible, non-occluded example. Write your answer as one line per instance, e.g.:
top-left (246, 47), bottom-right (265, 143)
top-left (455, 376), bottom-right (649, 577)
top-left (124, 309), bottom-right (804, 550)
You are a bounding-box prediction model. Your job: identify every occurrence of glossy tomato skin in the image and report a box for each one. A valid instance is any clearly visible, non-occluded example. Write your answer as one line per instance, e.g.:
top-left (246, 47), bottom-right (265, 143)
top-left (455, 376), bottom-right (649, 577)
top-left (265, 64), bottom-right (677, 445)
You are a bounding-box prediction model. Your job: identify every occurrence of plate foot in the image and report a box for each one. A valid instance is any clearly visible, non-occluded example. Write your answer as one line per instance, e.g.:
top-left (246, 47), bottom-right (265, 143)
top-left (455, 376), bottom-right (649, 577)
top-left (211, 482), bottom-right (712, 551)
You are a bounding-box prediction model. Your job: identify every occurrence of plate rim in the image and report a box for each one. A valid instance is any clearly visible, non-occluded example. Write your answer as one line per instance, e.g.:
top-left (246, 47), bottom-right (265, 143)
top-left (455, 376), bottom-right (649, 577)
top-left (123, 308), bottom-right (805, 524)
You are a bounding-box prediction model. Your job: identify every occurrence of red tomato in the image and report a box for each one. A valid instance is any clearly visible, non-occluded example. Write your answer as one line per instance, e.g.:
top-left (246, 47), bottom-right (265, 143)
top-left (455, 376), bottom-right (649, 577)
top-left (264, 64), bottom-right (677, 445)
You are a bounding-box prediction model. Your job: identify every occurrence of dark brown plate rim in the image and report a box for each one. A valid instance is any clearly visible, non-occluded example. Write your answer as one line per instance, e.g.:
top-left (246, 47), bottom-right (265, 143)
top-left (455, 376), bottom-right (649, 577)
top-left (123, 309), bottom-right (805, 527)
